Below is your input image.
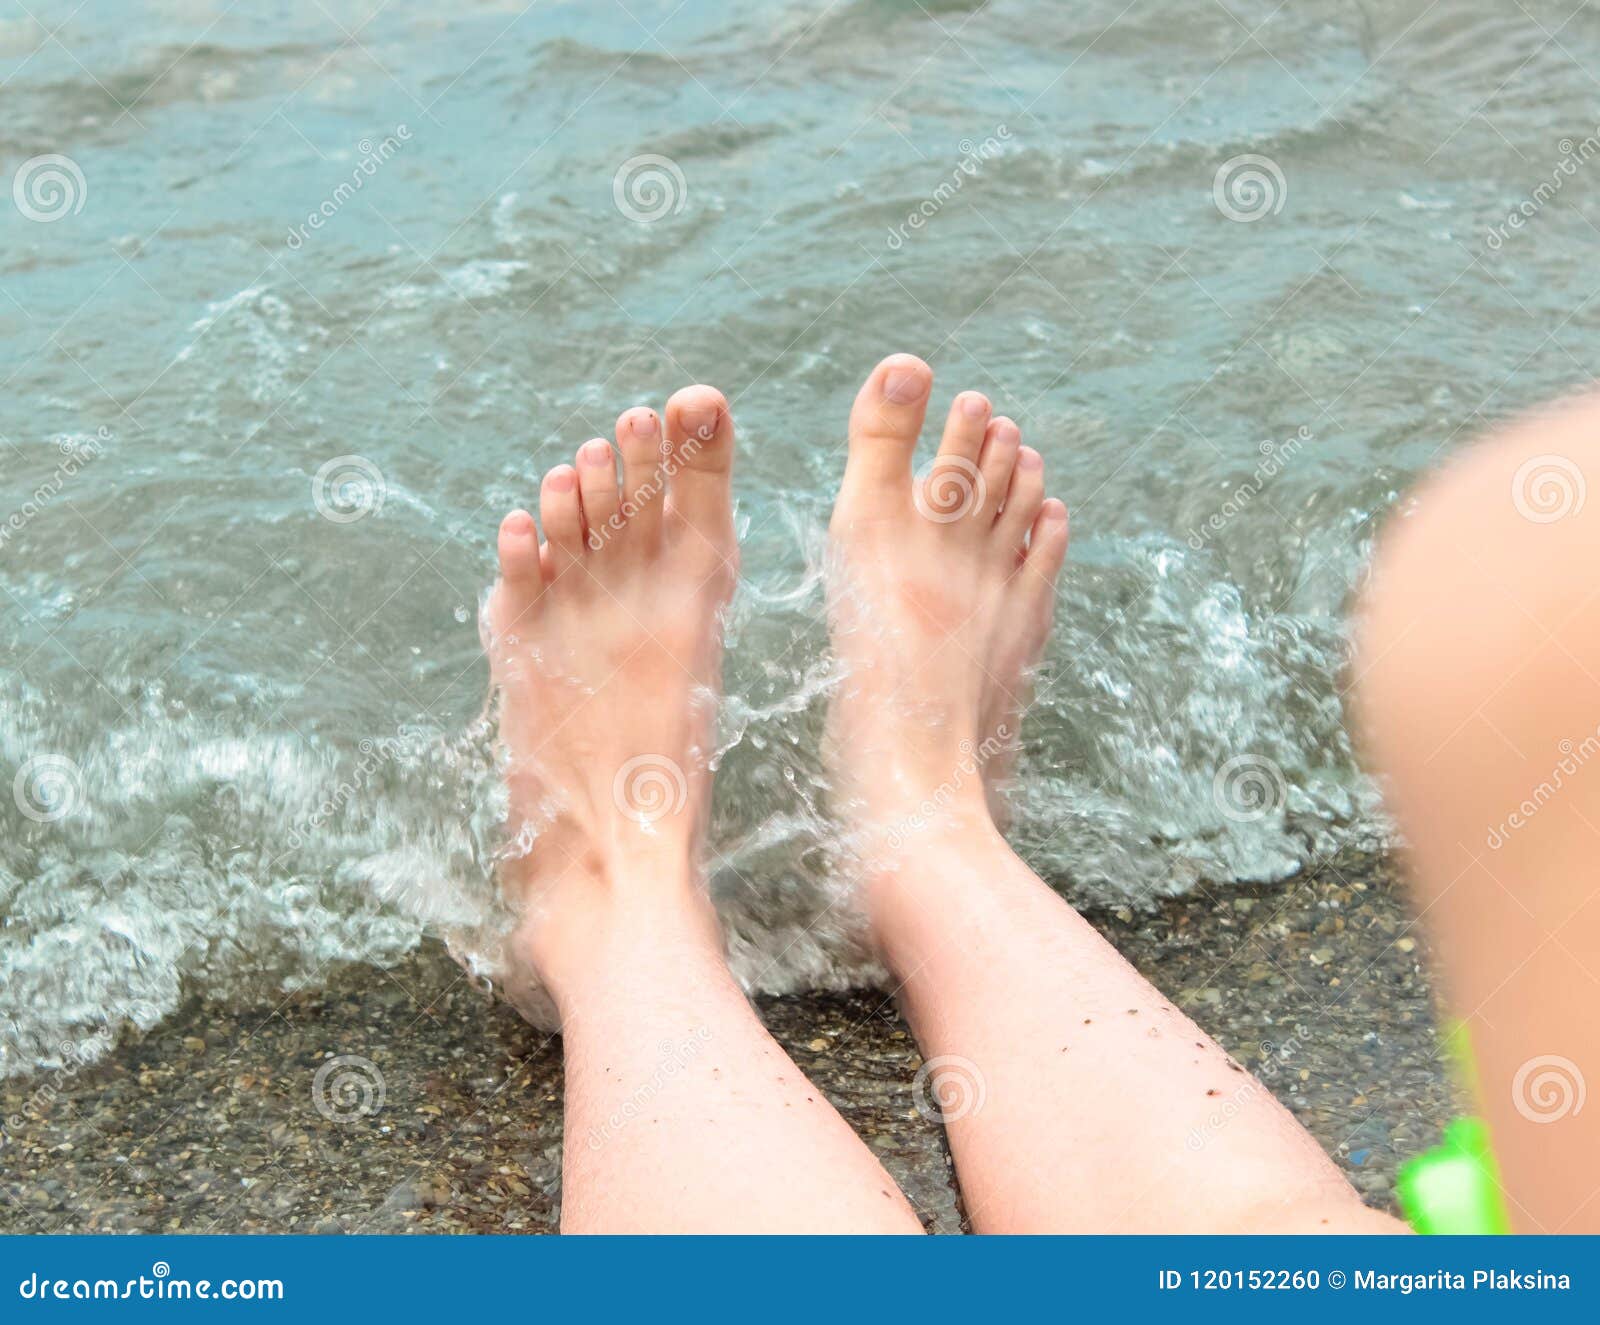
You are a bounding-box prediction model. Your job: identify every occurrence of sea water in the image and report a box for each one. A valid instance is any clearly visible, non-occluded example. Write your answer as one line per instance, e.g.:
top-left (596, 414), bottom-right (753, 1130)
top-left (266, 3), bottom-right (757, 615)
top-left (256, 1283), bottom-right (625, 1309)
top-left (2, 0), bottom-right (1596, 1073)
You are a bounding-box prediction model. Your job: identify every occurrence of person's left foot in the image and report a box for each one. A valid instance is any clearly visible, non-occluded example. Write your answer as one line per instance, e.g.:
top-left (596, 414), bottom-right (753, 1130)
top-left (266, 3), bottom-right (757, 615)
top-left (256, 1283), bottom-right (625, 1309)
top-left (484, 387), bottom-right (739, 1000)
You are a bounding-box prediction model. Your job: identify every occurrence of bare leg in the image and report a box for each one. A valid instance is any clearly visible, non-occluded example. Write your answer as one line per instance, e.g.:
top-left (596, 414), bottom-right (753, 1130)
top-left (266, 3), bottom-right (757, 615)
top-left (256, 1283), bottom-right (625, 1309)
top-left (488, 387), bottom-right (921, 1234)
top-left (826, 355), bottom-right (1402, 1233)
top-left (1355, 393), bottom-right (1600, 1234)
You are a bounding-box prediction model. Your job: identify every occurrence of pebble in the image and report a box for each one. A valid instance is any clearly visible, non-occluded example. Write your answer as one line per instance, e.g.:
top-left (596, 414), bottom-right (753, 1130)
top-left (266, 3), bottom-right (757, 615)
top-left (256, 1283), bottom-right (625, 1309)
top-left (0, 858), bottom-right (1459, 1234)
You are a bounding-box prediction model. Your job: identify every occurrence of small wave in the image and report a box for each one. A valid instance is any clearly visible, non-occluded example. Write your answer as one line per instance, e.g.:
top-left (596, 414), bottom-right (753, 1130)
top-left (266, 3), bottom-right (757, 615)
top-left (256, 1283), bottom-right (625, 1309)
top-left (8, 0), bottom-right (1564, 1080)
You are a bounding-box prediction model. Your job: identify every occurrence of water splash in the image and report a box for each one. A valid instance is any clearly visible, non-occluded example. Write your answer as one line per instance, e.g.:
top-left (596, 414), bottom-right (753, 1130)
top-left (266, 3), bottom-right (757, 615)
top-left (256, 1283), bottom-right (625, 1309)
top-left (2, 0), bottom-right (1583, 1075)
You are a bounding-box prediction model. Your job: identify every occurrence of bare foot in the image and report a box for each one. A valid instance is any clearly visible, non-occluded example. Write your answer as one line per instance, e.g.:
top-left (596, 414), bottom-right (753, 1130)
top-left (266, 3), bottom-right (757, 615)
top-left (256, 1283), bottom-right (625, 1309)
top-left (825, 353), bottom-right (1069, 861)
top-left (484, 386), bottom-right (738, 1002)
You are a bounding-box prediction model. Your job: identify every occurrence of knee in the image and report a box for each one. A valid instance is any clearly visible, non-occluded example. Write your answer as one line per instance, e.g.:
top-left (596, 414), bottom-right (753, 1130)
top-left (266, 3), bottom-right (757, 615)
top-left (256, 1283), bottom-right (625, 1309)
top-left (1358, 392), bottom-right (1600, 708)
top-left (1354, 390), bottom-right (1600, 833)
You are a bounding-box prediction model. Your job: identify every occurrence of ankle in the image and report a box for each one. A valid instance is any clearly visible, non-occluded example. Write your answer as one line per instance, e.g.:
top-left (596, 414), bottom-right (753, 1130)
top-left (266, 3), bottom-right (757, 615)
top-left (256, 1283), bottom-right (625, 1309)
top-left (838, 751), bottom-right (994, 832)
top-left (509, 848), bottom-right (723, 1008)
top-left (856, 807), bottom-right (1001, 929)
top-left (550, 908), bottom-right (729, 1018)
top-left (858, 814), bottom-right (1068, 975)
top-left (856, 787), bottom-right (1002, 860)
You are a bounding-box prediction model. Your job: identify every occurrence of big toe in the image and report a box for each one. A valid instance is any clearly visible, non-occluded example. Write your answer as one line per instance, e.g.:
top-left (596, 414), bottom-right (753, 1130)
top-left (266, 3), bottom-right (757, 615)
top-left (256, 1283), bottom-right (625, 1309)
top-left (843, 353), bottom-right (932, 499)
top-left (663, 384), bottom-right (736, 544)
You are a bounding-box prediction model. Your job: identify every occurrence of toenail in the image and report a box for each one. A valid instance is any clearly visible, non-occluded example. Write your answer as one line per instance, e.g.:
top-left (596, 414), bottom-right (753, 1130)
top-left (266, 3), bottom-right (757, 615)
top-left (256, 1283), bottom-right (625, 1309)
top-left (1042, 498), bottom-right (1068, 521)
top-left (884, 366), bottom-right (929, 404)
top-left (992, 417), bottom-right (1021, 443)
top-left (546, 467), bottom-right (576, 492)
top-left (502, 509), bottom-right (535, 534)
top-left (580, 438), bottom-right (611, 465)
top-left (629, 410), bottom-right (657, 439)
top-left (1018, 447), bottom-right (1043, 470)
top-left (961, 392), bottom-right (989, 420)
top-left (680, 404), bottom-right (718, 439)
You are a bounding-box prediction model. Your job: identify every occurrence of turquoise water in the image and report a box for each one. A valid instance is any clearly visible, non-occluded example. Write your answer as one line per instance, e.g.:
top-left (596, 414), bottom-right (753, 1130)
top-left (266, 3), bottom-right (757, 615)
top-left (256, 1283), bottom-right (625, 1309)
top-left (3, 0), bottom-right (1597, 1071)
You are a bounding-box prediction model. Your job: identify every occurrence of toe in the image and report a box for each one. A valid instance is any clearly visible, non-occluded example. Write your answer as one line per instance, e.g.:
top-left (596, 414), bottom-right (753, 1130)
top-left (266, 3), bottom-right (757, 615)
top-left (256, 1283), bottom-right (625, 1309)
top-left (576, 438), bottom-right (621, 550)
top-left (539, 465), bottom-right (586, 577)
top-left (844, 353), bottom-right (933, 493)
top-left (914, 453), bottom-right (989, 526)
top-left (995, 446), bottom-right (1046, 556)
top-left (497, 508), bottom-right (542, 585)
top-left (663, 384), bottom-right (736, 540)
top-left (937, 391), bottom-right (991, 463)
top-left (616, 406), bottom-right (666, 547)
top-left (493, 508), bottom-right (542, 632)
top-left (1019, 498), bottom-right (1070, 597)
top-left (976, 416), bottom-right (1022, 521)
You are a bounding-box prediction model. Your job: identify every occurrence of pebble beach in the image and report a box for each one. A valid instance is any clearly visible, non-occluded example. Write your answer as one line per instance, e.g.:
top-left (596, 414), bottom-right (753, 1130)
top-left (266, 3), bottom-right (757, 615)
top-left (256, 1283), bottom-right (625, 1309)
top-left (1, 852), bottom-right (1461, 1235)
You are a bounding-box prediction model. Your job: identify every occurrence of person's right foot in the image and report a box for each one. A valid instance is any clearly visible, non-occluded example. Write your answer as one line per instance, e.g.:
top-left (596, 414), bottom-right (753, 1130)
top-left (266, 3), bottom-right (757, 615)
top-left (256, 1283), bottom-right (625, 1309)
top-left (824, 353), bottom-right (1069, 855)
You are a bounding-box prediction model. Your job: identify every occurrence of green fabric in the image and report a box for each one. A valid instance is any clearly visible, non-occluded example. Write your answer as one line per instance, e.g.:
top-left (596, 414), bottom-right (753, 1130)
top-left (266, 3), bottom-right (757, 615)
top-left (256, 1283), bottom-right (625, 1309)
top-left (1396, 1117), bottom-right (1511, 1235)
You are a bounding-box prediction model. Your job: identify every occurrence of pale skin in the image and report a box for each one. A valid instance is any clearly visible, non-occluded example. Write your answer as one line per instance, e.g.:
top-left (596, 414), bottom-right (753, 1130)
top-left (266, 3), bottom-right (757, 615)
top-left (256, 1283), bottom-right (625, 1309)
top-left (485, 354), bottom-right (1401, 1233)
top-left (1355, 393), bottom-right (1600, 1234)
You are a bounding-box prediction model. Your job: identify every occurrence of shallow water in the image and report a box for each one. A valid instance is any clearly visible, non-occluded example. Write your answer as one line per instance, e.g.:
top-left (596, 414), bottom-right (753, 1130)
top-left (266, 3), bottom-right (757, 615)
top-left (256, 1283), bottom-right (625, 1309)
top-left (3, 0), bottom-right (1597, 1073)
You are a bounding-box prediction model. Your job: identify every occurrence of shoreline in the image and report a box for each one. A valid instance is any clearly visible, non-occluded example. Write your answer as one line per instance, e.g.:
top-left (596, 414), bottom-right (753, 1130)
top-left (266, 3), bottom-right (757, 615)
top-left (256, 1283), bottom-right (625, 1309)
top-left (0, 852), bottom-right (1460, 1234)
